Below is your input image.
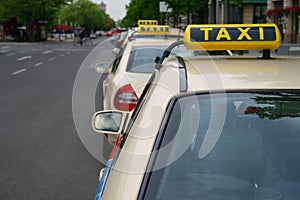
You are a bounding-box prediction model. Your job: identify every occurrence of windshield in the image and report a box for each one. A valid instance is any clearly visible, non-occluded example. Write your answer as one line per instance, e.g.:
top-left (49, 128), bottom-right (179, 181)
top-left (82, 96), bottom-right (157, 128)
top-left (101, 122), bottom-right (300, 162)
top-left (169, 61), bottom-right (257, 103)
top-left (143, 91), bottom-right (300, 199)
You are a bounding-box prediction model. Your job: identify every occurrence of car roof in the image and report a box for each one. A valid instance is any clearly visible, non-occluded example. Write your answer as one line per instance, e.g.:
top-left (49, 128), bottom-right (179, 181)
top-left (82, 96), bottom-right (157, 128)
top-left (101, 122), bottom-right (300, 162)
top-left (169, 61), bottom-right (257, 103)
top-left (163, 55), bottom-right (300, 92)
top-left (129, 37), bottom-right (180, 47)
top-left (128, 27), bottom-right (183, 39)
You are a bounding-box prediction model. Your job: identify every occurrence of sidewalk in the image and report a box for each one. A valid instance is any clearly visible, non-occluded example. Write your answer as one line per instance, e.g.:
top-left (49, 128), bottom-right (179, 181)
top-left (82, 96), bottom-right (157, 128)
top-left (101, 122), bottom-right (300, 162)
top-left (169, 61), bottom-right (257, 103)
top-left (277, 43), bottom-right (300, 55)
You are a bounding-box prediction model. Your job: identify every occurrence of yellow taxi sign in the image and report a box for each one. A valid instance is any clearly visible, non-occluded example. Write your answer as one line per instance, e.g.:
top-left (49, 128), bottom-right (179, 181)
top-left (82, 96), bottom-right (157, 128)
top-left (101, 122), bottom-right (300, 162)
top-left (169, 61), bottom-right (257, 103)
top-left (184, 24), bottom-right (282, 50)
top-left (138, 20), bottom-right (158, 26)
top-left (138, 25), bottom-right (171, 35)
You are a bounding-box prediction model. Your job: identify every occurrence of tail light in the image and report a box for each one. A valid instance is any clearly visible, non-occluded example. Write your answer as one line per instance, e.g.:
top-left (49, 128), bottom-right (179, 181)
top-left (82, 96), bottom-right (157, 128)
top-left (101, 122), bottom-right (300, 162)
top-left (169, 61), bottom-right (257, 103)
top-left (117, 40), bottom-right (123, 46)
top-left (114, 84), bottom-right (138, 111)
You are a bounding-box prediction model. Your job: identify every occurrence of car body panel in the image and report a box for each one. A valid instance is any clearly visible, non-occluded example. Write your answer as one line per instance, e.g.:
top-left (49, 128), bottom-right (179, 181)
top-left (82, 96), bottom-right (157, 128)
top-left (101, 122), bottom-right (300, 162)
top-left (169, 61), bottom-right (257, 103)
top-left (100, 54), bottom-right (300, 199)
top-left (183, 56), bottom-right (300, 91)
top-left (96, 24), bottom-right (300, 199)
top-left (102, 37), bottom-right (181, 111)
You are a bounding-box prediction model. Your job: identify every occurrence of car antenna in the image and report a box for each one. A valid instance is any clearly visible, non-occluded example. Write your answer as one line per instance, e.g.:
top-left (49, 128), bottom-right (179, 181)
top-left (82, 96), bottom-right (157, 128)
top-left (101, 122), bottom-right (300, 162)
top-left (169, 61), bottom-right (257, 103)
top-left (155, 40), bottom-right (184, 70)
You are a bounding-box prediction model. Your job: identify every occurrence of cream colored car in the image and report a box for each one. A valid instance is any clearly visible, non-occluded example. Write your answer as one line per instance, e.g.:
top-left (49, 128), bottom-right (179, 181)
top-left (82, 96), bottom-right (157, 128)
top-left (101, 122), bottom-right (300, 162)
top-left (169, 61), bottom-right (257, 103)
top-left (98, 26), bottom-right (230, 113)
top-left (93, 24), bottom-right (300, 200)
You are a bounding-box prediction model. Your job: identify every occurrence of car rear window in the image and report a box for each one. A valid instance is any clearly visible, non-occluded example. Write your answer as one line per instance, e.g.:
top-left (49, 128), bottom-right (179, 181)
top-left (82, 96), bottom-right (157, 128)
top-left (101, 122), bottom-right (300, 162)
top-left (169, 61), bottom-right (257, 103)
top-left (126, 46), bottom-right (166, 73)
top-left (142, 91), bottom-right (300, 199)
top-left (127, 45), bottom-right (231, 74)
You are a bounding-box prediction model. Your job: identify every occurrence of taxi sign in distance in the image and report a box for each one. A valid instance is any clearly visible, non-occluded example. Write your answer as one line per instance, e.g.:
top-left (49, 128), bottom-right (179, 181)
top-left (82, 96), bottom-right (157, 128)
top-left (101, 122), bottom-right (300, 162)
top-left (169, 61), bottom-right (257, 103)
top-left (137, 20), bottom-right (159, 26)
top-left (138, 25), bottom-right (170, 35)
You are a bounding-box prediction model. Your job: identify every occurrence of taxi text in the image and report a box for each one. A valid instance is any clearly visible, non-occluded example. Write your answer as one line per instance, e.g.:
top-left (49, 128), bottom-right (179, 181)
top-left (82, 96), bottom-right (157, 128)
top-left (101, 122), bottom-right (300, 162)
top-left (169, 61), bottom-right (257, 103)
top-left (190, 26), bottom-right (277, 42)
top-left (139, 26), bottom-right (170, 34)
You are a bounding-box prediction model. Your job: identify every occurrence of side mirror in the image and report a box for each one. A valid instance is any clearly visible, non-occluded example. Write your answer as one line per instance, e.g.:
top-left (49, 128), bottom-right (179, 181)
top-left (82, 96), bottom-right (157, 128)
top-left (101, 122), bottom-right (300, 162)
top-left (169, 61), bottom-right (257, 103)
top-left (92, 110), bottom-right (128, 135)
top-left (112, 47), bottom-right (120, 55)
top-left (95, 62), bottom-right (110, 74)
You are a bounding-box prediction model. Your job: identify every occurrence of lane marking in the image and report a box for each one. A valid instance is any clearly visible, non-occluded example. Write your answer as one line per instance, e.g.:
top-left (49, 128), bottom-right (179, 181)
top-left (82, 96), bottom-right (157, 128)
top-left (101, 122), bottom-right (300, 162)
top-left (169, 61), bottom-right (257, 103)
top-left (43, 50), bottom-right (53, 54)
top-left (58, 54), bottom-right (64, 57)
top-left (6, 53), bottom-right (15, 56)
top-left (34, 62), bottom-right (44, 67)
top-left (1, 46), bottom-right (10, 49)
top-left (17, 56), bottom-right (32, 61)
top-left (1, 50), bottom-right (10, 53)
top-left (48, 57), bottom-right (56, 61)
top-left (12, 68), bottom-right (27, 75)
top-left (66, 52), bottom-right (71, 54)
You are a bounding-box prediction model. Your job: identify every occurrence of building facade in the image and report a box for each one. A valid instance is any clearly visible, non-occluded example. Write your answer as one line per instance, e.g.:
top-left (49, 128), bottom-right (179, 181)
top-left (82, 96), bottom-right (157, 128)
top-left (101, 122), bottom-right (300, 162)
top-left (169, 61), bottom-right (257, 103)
top-left (99, 1), bottom-right (106, 12)
top-left (209, 0), bottom-right (300, 43)
top-left (267, 0), bottom-right (300, 43)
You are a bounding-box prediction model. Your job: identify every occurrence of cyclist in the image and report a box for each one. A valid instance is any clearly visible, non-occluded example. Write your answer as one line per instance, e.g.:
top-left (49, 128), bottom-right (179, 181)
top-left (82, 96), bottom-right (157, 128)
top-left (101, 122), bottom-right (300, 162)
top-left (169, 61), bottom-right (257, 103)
top-left (79, 28), bottom-right (86, 45)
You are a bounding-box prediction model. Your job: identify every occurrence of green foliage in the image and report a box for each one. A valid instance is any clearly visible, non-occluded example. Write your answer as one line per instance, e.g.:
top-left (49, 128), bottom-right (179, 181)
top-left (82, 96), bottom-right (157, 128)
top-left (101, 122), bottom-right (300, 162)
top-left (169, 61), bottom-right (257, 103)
top-left (0, 0), bottom-right (66, 24)
top-left (165, 0), bottom-right (208, 24)
top-left (56, 0), bottom-right (114, 30)
top-left (229, 0), bottom-right (243, 8)
top-left (119, 0), bottom-right (161, 27)
top-left (119, 0), bottom-right (208, 27)
top-left (0, 0), bottom-right (113, 30)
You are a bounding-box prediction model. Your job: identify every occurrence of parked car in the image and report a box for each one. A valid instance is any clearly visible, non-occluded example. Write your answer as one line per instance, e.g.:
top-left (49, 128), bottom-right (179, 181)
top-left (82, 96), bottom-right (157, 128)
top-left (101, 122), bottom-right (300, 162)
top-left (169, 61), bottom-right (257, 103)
top-left (105, 28), bottom-right (121, 36)
top-left (98, 26), bottom-right (183, 110)
top-left (93, 23), bottom-right (300, 199)
top-left (97, 22), bottom-right (230, 114)
top-left (90, 31), bottom-right (97, 39)
top-left (96, 30), bottom-right (106, 36)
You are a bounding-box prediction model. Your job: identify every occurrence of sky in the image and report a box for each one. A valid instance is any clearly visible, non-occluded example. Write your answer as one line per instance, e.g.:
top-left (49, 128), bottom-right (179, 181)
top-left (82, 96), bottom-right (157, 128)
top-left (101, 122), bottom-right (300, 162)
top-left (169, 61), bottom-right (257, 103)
top-left (92, 0), bottom-right (131, 21)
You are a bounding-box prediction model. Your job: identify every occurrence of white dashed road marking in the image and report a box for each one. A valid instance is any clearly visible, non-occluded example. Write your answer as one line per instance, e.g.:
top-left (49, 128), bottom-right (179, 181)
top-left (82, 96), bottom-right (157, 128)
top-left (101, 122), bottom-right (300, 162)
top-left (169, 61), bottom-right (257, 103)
top-left (59, 54), bottom-right (64, 57)
top-left (6, 53), bottom-right (15, 56)
top-left (12, 68), bottom-right (27, 75)
top-left (43, 50), bottom-right (53, 54)
top-left (48, 57), bottom-right (56, 61)
top-left (17, 56), bottom-right (32, 61)
top-left (34, 62), bottom-right (44, 67)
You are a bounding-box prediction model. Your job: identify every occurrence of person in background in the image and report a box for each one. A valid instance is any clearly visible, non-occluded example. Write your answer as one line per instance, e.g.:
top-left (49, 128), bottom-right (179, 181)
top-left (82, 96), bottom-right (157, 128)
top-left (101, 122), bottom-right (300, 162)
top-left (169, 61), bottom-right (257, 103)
top-left (79, 28), bottom-right (86, 45)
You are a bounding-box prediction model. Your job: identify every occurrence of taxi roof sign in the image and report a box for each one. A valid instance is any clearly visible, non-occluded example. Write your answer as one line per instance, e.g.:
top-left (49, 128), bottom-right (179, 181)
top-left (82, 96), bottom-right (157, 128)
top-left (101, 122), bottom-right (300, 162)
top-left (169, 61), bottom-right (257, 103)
top-left (138, 20), bottom-right (158, 26)
top-left (183, 24), bottom-right (282, 50)
top-left (138, 25), bottom-right (171, 35)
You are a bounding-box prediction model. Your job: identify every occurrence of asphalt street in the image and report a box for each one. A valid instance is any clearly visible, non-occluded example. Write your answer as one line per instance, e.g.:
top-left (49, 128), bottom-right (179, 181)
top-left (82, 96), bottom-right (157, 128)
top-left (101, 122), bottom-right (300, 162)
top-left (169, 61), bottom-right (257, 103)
top-left (0, 37), bottom-right (115, 199)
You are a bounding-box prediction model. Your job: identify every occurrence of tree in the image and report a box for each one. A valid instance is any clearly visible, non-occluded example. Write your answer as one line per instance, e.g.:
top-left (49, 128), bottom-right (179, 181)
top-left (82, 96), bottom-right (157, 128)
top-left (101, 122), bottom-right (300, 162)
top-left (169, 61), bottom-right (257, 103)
top-left (0, 0), bottom-right (67, 24)
top-left (56, 0), bottom-right (114, 30)
top-left (119, 0), bottom-right (209, 27)
top-left (120, 0), bottom-right (161, 27)
top-left (0, 0), bottom-right (68, 41)
top-left (165, 0), bottom-right (208, 25)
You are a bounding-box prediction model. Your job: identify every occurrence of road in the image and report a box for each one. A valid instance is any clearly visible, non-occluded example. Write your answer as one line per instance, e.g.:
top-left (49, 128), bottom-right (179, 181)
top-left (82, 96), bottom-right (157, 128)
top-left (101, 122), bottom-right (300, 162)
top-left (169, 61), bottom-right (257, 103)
top-left (0, 37), bottom-right (115, 199)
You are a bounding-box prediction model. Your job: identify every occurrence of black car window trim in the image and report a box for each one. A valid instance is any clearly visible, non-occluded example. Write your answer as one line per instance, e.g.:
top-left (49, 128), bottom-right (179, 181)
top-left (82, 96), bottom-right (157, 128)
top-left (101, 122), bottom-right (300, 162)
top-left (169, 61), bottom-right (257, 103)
top-left (111, 44), bottom-right (126, 74)
top-left (176, 56), bottom-right (188, 92)
top-left (137, 95), bottom-right (179, 200)
top-left (118, 72), bottom-right (156, 150)
top-left (105, 73), bottom-right (156, 181)
top-left (137, 88), bottom-right (300, 200)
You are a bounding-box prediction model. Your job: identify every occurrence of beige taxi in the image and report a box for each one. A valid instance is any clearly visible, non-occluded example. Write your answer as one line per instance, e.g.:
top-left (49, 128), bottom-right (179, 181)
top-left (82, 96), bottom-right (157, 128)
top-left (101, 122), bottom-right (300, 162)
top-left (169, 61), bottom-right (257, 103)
top-left (93, 24), bottom-right (300, 200)
top-left (96, 23), bottom-right (182, 111)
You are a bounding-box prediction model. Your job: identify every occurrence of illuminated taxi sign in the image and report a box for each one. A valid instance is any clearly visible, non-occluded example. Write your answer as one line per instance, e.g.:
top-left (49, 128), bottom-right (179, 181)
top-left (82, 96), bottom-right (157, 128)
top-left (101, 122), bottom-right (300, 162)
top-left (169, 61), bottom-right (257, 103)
top-left (138, 20), bottom-right (158, 26)
top-left (138, 25), bottom-right (171, 35)
top-left (184, 24), bottom-right (282, 50)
